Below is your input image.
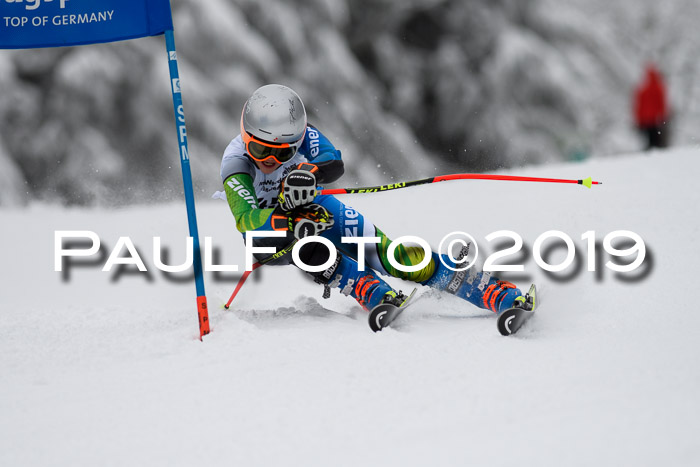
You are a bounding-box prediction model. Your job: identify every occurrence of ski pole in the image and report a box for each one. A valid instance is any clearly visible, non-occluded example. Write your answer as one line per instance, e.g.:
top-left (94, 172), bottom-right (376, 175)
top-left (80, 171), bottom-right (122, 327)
top-left (225, 172), bottom-right (602, 308)
top-left (319, 173), bottom-right (602, 196)
top-left (224, 262), bottom-right (261, 309)
top-left (224, 239), bottom-right (299, 310)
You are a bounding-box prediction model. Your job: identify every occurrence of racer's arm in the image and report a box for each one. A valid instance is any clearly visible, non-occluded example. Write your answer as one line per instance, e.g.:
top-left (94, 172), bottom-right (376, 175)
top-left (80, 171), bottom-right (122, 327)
top-left (223, 173), bottom-right (275, 233)
top-left (302, 125), bottom-right (344, 184)
top-left (314, 159), bottom-right (344, 184)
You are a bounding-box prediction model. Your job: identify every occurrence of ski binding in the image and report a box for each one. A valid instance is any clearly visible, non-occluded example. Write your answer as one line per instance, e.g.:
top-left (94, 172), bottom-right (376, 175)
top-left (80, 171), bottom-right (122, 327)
top-left (368, 288), bottom-right (417, 332)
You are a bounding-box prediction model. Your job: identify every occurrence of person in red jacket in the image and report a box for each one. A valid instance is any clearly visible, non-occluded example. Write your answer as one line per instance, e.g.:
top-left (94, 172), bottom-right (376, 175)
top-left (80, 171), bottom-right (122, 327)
top-left (634, 64), bottom-right (670, 149)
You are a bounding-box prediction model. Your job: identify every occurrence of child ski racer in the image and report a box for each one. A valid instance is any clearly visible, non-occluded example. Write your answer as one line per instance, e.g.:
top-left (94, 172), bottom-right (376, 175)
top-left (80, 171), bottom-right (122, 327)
top-left (221, 84), bottom-right (533, 317)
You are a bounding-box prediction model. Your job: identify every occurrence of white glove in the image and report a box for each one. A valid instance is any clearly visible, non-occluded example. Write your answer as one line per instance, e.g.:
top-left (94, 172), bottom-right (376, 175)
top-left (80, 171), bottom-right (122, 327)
top-left (278, 168), bottom-right (317, 212)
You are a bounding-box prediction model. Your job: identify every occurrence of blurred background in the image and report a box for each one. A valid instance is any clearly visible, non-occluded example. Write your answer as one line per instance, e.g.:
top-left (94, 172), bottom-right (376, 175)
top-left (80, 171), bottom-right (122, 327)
top-left (0, 0), bottom-right (698, 207)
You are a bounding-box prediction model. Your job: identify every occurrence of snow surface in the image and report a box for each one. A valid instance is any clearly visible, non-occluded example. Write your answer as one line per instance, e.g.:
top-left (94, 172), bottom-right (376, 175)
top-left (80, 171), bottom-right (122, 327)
top-left (1, 147), bottom-right (700, 466)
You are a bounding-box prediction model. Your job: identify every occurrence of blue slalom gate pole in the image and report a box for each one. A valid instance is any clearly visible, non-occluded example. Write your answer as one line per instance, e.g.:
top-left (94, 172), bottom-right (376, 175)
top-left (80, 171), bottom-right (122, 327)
top-left (164, 29), bottom-right (210, 339)
top-left (0, 0), bottom-right (210, 339)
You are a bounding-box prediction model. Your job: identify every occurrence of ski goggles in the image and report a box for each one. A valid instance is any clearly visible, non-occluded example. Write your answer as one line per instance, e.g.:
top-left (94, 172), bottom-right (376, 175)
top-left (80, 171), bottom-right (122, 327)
top-left (242, 131), bottom-right (304, 165)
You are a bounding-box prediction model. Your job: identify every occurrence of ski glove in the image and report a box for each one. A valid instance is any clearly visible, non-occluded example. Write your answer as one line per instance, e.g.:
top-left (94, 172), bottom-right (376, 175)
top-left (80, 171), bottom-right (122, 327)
top-left (277, 163), bottom-right (319, 212)
top-left (271, 203), bottom-right (334, 240)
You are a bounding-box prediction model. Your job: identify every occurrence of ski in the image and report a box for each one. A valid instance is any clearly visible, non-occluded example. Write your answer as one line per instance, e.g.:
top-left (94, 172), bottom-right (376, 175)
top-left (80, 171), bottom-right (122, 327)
top-left (368, 288), bottom-right (417, 332)
top-left (497, 284), bottom-right (537, 336)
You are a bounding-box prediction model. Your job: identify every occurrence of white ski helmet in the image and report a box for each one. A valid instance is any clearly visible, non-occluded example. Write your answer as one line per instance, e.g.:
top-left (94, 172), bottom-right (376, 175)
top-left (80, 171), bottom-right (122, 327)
top-left (240, 84), bottom-right (307, 163)
top-left (241, 84), bottom-right (306, 143)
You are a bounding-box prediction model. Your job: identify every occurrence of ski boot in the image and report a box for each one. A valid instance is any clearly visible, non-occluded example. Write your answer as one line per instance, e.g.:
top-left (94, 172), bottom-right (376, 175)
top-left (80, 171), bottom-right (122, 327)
top-left (421, 251), bottom-right (523, 313)
top-left (314, 253), bottom-right (402, 311)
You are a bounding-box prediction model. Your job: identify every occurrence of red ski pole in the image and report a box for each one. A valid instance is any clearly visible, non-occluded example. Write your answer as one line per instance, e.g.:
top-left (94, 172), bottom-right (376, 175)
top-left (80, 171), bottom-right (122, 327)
top-left (224, 262), bottom-right (262, 309)
top-left (319, 173), bottom-right (601, 196)
top-left (224, 239), bottom-right (298, 310)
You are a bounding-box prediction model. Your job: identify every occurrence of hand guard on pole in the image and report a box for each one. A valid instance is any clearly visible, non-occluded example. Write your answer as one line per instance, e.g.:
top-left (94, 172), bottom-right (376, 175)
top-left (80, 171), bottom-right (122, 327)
top-left (277, 163), bottom-right (319, 212)
top-left (271, 203), bottom-right (334, 240)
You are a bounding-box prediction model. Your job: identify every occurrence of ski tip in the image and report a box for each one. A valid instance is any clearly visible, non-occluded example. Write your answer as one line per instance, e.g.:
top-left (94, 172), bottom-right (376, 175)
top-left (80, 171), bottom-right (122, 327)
top-left (528, 283), bottom-right (537, 311)
top-left (401, 288), bottom-right (418, 307)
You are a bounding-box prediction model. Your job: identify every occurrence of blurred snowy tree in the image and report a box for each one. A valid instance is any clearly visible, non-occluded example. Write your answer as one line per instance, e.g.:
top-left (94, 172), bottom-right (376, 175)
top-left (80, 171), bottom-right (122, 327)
top-left (0, 0), bottom-right (697, 206)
